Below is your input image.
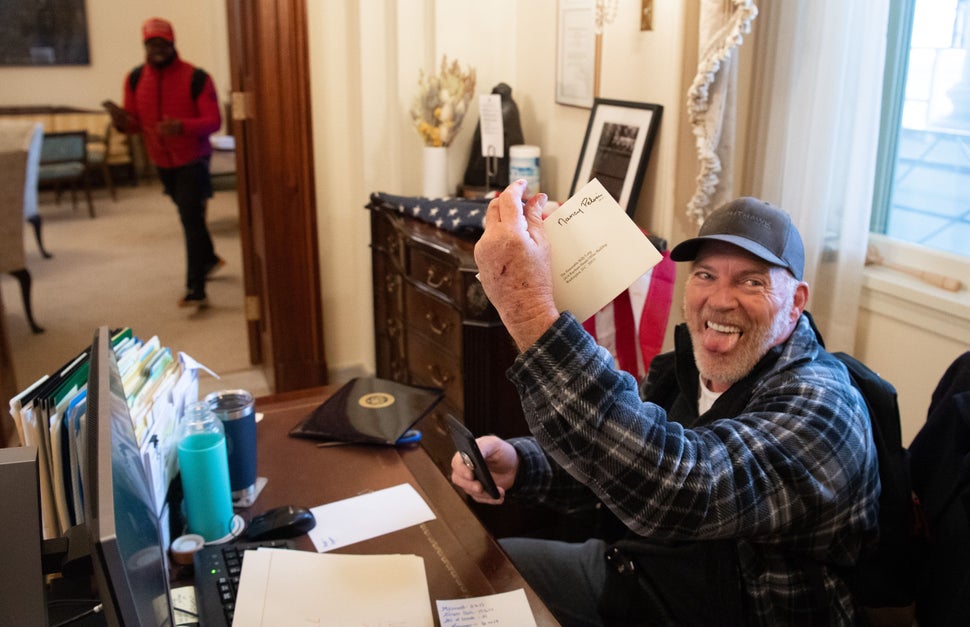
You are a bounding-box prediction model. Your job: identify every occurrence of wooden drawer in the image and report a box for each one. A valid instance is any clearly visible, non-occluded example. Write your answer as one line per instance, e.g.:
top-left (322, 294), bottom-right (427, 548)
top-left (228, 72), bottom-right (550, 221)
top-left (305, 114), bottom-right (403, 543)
top-left (407, 332), bottom-right (464, 410)
top-left (409, 247), bottom-right (462, 304)
top-left (405, 283), bottom-right (461, 354)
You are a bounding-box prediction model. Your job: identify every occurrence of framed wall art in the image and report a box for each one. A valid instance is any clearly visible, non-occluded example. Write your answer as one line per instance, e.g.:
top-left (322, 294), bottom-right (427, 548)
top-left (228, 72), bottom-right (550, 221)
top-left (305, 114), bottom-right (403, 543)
top-left (0, 0), bottom-right (91, 66)
top-left (570, 98), bottom-right (662, 217)
top-left (556, 0), bottom-right (596, 108)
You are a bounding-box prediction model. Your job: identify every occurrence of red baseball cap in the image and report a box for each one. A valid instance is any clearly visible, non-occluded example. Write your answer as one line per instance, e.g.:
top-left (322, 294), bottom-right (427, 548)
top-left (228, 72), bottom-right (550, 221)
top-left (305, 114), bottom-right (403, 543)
top-left (142, 17), bottom-right (174, 43)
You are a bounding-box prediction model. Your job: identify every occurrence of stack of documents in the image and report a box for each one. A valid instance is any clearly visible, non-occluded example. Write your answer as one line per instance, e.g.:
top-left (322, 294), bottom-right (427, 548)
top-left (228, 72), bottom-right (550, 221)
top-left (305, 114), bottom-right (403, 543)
top-left (235, 484), bottom-right (538, 626)
top-left (7, 328), bottom-right (210, 541)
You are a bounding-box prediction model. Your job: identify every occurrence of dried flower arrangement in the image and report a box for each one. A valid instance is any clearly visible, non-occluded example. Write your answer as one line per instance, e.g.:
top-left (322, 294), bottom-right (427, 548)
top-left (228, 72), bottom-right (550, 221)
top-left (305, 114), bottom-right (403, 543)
top-left (409, 56), bottom-right (476, 147)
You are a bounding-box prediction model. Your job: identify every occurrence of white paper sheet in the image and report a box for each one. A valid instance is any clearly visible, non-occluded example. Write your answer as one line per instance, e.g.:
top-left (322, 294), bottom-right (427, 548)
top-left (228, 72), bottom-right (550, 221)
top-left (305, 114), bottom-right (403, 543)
top-left (437, 589), bottom-right (538, 627)
top-left (307, 483), bottom-right (436, 552)
top-left (232, 548), bottom-right (433, 626)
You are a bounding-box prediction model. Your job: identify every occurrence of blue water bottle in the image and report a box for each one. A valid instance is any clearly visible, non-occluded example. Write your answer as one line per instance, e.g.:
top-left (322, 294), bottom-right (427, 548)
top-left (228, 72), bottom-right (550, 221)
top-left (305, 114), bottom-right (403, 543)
top-left (177, 401), bottom-right (234, 541)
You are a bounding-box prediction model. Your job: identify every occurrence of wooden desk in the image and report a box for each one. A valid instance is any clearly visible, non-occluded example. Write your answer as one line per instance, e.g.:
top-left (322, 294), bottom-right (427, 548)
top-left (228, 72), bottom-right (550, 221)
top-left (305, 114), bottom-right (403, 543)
top-left (245, 386), bottom-right (559, 625)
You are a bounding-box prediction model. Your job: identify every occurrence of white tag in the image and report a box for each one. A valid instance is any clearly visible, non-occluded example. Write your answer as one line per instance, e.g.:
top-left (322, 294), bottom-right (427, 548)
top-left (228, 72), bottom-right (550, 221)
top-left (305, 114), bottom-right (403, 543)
top-left (479, 94), bottom-right (504, 158)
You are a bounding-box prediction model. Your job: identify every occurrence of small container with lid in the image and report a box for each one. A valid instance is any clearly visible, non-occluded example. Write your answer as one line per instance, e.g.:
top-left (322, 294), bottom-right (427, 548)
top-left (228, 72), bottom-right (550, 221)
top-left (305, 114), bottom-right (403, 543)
top-left (176, 401), bottom-right (234, 541)
top-left (509, 145), bottom-right (541, 196)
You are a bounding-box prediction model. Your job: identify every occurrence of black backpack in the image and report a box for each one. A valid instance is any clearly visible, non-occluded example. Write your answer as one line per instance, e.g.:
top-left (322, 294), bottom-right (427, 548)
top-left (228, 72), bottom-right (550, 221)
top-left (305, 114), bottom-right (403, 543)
top-left (807, 313), bottom-right (926, 614)
top-left (128, 64), bottom-right (209, 100)
top-left (908, 351), bottom-right (970, 626)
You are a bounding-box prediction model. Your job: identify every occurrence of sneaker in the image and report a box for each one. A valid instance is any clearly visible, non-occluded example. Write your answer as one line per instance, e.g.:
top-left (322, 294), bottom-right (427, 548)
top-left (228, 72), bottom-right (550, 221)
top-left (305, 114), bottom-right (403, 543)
top-left (205, 256), bottom-right (226, 280)
top-left (178, 294), bottom-right (209, 308)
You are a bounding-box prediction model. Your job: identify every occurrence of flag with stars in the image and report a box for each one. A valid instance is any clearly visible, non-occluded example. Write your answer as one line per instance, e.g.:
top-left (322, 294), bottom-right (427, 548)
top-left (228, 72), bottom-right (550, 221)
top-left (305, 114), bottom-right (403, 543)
top-left (368, 192), bottom-right (489, 237)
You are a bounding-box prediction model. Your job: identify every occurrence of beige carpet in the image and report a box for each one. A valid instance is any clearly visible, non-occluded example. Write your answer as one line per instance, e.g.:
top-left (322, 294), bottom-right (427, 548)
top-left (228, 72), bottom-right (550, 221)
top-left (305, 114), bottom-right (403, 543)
top-left (2, 177), bottom-right (269, 410)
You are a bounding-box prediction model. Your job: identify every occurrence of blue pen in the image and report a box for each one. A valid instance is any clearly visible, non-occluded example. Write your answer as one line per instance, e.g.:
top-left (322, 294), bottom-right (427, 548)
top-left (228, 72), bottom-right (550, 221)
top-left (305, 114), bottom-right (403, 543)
top-left (395, 429), bottom-right (422, 446)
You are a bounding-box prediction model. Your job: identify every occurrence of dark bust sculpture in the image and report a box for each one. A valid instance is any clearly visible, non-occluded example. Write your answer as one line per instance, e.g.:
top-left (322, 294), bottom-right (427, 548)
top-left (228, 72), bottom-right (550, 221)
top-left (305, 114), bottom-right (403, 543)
top-left (463, 82), bottom-right (524, 192)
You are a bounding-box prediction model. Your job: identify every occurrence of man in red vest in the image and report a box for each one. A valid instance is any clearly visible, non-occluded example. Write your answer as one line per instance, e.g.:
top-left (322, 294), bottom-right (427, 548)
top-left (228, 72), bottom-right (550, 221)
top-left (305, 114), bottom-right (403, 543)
top-left (104, 17), bottom-right (223, 308)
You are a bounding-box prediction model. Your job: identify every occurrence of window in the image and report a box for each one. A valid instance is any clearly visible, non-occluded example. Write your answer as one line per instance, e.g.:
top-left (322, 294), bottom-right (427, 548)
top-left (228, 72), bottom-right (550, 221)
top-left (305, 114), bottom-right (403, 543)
top-left (872, 0), bottom-right (970, 260)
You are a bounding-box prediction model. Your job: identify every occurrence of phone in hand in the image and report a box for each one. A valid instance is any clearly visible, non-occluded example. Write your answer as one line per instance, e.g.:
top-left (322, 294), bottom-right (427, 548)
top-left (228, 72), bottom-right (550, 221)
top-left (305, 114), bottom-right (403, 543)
top-left (445, 414), bottom-right (500, 499)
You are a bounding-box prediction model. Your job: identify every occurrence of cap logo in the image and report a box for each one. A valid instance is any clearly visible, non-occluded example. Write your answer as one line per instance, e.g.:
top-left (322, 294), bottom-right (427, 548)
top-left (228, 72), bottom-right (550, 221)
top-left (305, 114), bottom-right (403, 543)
top-left (725, 207), bottom-right (773, 232)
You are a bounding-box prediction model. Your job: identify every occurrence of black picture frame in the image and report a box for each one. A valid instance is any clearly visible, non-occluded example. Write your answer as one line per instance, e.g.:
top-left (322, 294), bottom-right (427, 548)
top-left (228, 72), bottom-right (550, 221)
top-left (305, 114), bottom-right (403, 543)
top-left (0, 0), bottom-right (91, 66)
top-left (570, 98), bottom-right (662, 217)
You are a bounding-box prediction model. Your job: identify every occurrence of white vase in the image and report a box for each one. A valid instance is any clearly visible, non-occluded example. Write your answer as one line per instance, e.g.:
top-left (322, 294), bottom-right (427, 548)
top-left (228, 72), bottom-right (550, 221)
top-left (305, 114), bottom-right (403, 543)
top-left (422, 146), bottom-right (449, 198)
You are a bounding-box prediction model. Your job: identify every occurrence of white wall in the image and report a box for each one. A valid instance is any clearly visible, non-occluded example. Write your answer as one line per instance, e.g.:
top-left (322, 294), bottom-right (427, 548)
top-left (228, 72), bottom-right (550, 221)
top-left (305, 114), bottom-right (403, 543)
top-left (0, 1), bottom-right (231, 125)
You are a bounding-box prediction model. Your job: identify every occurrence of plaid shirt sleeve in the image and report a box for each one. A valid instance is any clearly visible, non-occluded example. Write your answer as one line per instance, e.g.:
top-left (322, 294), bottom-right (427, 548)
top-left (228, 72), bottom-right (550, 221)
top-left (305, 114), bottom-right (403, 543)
top-left (506, 313), bottom-right (877, 551)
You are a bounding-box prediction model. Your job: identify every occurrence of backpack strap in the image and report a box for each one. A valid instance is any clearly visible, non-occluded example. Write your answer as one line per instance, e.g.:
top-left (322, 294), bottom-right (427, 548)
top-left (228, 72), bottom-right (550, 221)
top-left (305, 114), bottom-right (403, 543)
top-left (190, 68), bottom-right (209, 100)
top-left (127, 64), bottom-right (144, 93)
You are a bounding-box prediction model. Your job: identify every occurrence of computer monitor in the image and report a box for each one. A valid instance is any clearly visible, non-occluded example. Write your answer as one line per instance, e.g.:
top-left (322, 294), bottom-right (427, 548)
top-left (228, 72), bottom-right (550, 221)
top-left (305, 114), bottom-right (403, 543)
top-left (83, 326), bottom-right (174, 626)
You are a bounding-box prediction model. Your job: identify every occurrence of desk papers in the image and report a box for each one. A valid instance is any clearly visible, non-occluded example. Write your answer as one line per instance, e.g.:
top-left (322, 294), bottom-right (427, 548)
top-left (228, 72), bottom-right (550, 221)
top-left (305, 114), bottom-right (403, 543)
top-left (437, 589), bottom-right (538, 627)
top-left (232, 548), bottom-right (433, 626)
top-left (545, 178), bottom-right (662, 322)
top-left (307, 483), bottom-right (436, 552)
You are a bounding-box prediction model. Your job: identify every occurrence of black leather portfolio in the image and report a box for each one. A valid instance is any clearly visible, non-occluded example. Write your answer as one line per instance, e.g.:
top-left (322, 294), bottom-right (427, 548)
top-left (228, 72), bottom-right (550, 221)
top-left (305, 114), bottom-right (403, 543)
top-left (288, 377), bottom-right (443, 446)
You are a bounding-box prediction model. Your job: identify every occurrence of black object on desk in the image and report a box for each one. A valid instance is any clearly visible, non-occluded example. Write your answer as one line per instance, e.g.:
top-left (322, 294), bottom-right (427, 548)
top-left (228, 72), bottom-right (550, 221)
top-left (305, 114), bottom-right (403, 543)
top-left (289, 377), bottom-right (443, 446)
top-left (245, 504), bottom-right (316, 541)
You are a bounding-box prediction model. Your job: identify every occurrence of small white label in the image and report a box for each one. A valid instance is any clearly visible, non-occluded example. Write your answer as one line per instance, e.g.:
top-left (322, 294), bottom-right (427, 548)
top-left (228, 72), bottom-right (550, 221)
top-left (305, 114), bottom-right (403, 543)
top-left (479, 94), bottom-right (504, 158)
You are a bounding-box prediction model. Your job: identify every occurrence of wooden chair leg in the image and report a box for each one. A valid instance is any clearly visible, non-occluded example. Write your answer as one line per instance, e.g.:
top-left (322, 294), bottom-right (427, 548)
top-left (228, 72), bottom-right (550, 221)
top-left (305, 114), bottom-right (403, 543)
top-left (27, 215), bottom-right (53, 259)
top-left (102, 162), bottom-right (117, 201)
top-left (84, 180), bottom-right (95, 218)
top-left (8, 268), bottom-right (44, 334)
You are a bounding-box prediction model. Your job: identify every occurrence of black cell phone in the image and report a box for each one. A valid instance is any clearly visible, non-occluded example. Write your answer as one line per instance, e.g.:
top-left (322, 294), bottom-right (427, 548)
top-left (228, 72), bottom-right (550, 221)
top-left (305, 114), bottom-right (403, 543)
top-left (445, 414), bottom-right (500, 499)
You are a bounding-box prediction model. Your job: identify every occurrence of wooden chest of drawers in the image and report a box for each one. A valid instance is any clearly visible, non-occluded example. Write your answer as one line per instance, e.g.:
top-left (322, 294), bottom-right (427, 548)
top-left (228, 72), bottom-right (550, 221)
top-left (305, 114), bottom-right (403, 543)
top-left (369, 203), bottom-right (530, 477)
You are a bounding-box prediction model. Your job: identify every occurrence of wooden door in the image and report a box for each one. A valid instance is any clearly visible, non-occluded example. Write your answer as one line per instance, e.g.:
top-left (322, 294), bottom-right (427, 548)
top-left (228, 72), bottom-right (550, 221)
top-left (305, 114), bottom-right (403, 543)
top-left (225, 0), bottom-right (328, 392)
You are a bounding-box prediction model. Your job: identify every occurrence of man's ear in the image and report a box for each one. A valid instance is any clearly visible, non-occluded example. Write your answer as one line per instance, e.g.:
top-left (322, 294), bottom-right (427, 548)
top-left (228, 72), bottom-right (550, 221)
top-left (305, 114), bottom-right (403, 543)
top-left (791, 281), bottom-right (809, 322)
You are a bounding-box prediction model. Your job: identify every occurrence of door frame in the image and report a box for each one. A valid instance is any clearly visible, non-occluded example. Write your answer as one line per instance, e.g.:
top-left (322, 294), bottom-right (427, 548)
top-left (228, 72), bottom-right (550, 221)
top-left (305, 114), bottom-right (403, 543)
top-left (225, 0), bottom-right (328, 392)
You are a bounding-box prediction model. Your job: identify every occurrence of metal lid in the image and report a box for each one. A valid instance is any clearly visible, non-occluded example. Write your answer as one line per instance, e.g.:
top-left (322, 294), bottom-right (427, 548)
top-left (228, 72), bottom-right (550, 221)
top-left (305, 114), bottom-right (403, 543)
top-left (204, 389), bottom-right (254, 420)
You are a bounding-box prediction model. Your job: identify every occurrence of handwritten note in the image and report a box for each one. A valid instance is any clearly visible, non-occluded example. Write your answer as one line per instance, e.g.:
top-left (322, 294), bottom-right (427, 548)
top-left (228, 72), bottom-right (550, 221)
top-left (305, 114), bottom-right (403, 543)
top-left (545, 178), bottom-right (662, 322)
top-left (307, 483), bottom-right (436, 552)
top-left (437, 589), bottom-right (537, 627)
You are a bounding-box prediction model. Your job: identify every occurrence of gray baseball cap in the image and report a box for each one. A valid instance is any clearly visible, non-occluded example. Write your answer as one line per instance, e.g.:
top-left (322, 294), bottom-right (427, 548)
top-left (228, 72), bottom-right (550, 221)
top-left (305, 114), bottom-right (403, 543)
top-left (670, 197), bottom-right (805, 280)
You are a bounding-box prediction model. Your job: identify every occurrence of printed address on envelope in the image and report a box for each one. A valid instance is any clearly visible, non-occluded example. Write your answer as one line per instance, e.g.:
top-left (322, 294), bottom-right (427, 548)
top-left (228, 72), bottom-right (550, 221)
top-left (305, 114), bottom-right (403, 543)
top-left (544, 178), bottom-right (662, 322)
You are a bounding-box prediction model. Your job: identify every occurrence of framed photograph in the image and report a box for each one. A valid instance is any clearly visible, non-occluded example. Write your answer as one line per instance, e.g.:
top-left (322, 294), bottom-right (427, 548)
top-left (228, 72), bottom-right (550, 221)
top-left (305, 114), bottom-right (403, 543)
top-left (556, 0), bottom-right (596, 108)
top-left (570, 99), bottom-right (663, 217)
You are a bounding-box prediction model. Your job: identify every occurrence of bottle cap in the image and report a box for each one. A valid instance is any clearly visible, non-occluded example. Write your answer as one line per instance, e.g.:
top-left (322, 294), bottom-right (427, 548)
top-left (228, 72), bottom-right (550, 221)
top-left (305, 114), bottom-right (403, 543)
top-left (170, 534), bottom-right (205, 565)
top-left (510, 144), bottom-right (540, 158)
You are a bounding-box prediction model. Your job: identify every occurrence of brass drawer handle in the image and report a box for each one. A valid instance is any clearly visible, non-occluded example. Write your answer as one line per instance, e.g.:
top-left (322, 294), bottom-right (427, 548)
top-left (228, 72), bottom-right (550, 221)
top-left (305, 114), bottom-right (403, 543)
top-left (424, 311), bottom-right (451, 335)
top-left (385, 235), bottom-right (400, 257)
top-left (425, 266), bottom-right (452, 289)
top-left (427, 364), bottom-right (453, 387)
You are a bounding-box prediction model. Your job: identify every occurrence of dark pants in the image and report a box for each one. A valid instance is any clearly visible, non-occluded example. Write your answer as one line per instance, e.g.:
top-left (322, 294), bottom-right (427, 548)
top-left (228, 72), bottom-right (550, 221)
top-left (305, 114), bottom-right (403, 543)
top-left (500, 536), bottom-right (744, 627)
top-left (157, 158), bottom-right (217, 298)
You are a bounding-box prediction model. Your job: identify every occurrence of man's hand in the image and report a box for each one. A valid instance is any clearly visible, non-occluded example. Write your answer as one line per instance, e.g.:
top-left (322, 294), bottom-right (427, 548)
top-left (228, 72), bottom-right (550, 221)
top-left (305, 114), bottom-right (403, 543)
top-left (450, 435), bottom-right (519, 504)
top-left (102, 100), bottom-right (131, 132)
top-left (157, 117), bottom-right (183, 136)
top-left (474, 179), bottom-right (559, 351)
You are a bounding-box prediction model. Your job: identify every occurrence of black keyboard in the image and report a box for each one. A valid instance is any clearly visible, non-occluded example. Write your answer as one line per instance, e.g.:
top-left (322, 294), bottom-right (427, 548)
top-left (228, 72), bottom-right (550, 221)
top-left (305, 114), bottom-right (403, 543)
top-left (193, 538), bottom-right (296, 627)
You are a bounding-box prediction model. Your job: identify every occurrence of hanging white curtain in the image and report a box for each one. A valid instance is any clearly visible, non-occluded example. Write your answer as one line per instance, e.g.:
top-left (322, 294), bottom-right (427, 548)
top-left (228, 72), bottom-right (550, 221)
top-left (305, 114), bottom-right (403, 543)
top-left (742, 0), bottom-right (890, 351)
top-left (686, 0), bottom-right (759, 224)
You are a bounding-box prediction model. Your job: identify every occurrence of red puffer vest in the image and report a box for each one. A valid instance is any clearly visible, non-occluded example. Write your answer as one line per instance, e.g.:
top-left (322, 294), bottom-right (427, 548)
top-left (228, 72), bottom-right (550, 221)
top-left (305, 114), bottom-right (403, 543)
top-left (122, 55), bottom-right (221, 169)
